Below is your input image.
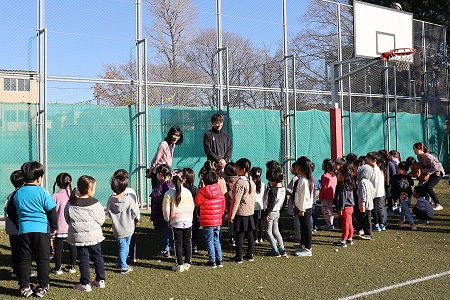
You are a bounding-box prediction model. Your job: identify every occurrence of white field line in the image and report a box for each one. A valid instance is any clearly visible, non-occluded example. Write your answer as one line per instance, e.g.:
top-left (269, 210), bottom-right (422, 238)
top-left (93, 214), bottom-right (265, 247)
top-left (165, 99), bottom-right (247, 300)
top-left (336, 270), bottom-right (450, 300)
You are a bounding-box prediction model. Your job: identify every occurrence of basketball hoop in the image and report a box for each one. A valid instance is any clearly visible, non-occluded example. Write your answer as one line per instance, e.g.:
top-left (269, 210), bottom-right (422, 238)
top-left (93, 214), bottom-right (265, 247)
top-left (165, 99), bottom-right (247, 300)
top-left (382, 48), bottom-right (416, 71)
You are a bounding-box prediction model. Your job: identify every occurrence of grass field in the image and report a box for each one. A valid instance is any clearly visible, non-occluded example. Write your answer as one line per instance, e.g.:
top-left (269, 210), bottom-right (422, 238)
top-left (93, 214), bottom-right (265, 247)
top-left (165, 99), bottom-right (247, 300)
top-left (1, 182), bottom-right (450, 300)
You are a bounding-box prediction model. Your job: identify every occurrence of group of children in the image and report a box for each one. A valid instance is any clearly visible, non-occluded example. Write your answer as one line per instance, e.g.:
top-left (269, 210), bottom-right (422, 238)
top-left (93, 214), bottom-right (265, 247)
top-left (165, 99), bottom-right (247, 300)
top-left (3, 142), bottom-right (442, 296)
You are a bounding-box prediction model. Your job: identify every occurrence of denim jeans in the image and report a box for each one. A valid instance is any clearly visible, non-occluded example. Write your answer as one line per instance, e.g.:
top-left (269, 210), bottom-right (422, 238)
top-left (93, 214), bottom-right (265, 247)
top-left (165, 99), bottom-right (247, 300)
top-left (203, 226), bottom-right (223, 263)
top-left (160, 221), bottom-right (174, 253)
top-left (117, 236), bottom-right (131, 269)
top-left (399, 198), bottom-right (414, 224)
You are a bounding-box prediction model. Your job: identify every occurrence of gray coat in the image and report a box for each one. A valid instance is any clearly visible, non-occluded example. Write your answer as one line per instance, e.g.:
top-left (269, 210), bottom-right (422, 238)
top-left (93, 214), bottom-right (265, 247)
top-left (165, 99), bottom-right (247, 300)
top-left (357, 165), bottom-right (375, 210)
top-left (64, 197), bottom-right (105, 246)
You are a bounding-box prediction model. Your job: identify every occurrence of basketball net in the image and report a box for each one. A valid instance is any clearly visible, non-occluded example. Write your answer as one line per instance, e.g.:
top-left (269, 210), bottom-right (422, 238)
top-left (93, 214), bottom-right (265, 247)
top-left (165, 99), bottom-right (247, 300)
top-left (382, 48), bottom-right (416, 71)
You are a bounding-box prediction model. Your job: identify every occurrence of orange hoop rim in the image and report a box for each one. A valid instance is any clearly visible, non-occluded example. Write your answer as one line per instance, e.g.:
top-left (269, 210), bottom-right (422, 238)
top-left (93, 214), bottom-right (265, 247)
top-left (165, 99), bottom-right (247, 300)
top-left (382, 48), bottom-right (416, 61)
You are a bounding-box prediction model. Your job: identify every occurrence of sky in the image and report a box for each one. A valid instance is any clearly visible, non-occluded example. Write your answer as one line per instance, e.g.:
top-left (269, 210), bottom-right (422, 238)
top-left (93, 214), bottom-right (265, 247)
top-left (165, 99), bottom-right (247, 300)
top-left (0, 0), bottom-right (311, 103)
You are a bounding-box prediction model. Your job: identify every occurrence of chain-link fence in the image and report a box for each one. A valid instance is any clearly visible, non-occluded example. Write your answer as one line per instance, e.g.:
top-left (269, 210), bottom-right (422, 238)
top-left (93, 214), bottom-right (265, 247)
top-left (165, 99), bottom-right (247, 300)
top-left (1, 0), bottom-right (448, 206)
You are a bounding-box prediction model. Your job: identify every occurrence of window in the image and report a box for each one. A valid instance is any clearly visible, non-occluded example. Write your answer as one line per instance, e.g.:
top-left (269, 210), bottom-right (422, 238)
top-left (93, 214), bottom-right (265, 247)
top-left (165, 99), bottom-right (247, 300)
top-left (4, 78), bottom-right (31, 92)
top-left (4, 110), bottom-right (29, 123)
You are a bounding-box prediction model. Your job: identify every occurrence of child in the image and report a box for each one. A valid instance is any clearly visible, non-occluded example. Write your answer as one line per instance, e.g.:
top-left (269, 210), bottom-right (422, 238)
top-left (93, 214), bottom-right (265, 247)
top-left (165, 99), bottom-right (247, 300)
top-left (251, 167), bottom-right (265, 244)
top-left (228, 158), bottom-right (256, 263)
top-left (391, 162), bottom-right (417, 230)
top-left (264, 166), bottom-right (287, 257)
top-left (286, 162), bottom-right (300, 242)
top-left (293, 157), bottom-right (314, 257)
top-left (195, 171), bottom-right (226, 268)
top-left (389, 150), bottom-right (401, 173)
top-left (413, 142), bottom-right (444, 210)
top-left (51, 173), bottom-right (77, 275)
top-left (334, 164), bottom-right (355, 247)
top-left (150, 164), bottom-right (174, 257)
top-left (4, 170), bottom-right (27, 278)
top-left (224, 162), bottom-right (239, 247)
top-left (365, 152), bottom-right (386, 231)
top-left (199, 160), bottom-right (227, 194)
top-left (7, 161), bottom-right (57, 298)
top-left (412, 186), bottom-right (434, 224)
top-left (65, 176), bottom-right (106, 292)
top-left (163, 175), bottom-right (195, 272)
top-left (113, 169), bottom-right (139, 262)
top-left (181, 168), bottom-right (200, 253)
top-left (106, 175), bottom-right (140, 274)
top-left (357, 165), bottom-right (375, 240)
top-left (406, 156), bottom-right (430, 184)
top-left (319, 158), bottom-right (337, 231)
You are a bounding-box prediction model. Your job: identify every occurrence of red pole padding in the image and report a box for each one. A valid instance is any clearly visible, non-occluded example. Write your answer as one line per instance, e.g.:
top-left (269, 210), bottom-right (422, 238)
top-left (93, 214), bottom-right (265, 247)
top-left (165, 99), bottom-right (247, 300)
top-left (330, 108), bottom-right (343, 160)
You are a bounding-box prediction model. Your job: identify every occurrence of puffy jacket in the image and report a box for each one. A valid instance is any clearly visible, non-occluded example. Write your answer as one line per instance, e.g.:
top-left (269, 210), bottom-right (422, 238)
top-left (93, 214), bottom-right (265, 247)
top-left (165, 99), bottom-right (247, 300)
top-left (194, 183), bottom-right (226, 227)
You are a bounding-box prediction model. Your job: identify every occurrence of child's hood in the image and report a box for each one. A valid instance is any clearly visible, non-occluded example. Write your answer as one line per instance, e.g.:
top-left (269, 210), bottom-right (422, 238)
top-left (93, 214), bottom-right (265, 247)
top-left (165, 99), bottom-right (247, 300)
top-left (108, 195), bottom-right (132, 214)
top-left (357, 165), bottom-right (373, 181)
top-left (199, 183), bottom-right (223, 199)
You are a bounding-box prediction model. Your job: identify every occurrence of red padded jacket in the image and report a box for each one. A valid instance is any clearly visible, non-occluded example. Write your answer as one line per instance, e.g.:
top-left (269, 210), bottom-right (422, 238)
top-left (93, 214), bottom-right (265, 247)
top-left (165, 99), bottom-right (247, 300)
top-left (194, 183), bottom-right (226, 227)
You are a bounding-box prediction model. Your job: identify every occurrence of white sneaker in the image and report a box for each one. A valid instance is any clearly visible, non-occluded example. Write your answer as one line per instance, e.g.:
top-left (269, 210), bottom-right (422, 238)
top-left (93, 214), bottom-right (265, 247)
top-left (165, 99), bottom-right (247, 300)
top-left (183, 263), bottom-right (191, 271)
top-left (172, 264), bottom-right (184, 272)
top-left (434, 204), bottom-right (443, 210)
top-left (91, 279), bottom-right (106, 288)
top-left (74, 283), bottom-right (92, 292)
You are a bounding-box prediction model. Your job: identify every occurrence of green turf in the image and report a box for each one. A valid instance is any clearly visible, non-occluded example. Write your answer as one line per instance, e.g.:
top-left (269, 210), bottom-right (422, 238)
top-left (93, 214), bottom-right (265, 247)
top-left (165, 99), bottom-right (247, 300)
top-left (1, 182), bottom-right (450, 299)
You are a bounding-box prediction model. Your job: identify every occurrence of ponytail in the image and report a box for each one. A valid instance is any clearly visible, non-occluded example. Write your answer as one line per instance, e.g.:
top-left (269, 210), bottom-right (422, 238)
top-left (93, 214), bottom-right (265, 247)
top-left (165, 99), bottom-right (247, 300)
top-left (296, 157), bottom-right (314, 194)
top-left (173, 175), bottom-right (182, 206)
top-left (69, 175), bottom-right (96, 205)
top-left (236, 158), bottom-right (252, 194)
top-left (53, 172), bottom-right (72, 194)
top-left (250, 167), bottom-right (262, 193)
top-left (69, 187), bottom-right (78, 205)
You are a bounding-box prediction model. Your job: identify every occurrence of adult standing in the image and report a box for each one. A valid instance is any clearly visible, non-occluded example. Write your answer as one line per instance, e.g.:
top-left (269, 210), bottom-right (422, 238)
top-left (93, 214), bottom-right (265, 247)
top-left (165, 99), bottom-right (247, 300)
top-left (413, 142), bottom-right (444, 210)
top-left (203, 114), bottom-right (232, 168)
top-left (148, 126), bottom-right (183, 189)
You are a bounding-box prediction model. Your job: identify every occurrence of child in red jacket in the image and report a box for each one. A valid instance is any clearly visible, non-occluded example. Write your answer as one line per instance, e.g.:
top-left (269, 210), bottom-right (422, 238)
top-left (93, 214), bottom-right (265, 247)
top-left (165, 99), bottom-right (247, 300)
top-left (194, 171), bottom-right (226, 268)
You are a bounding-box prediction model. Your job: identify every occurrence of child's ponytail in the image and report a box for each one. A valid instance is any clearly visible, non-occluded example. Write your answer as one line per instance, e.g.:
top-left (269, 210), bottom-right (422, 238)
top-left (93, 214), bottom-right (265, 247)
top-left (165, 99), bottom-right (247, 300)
top-left (173, 175), bottom-right (182, 206)
top-left (69, 187), bottom-right (78, 205)
top-left (236, 158), bottom-right (252, 194)
top-left (250, 167), bottom-right (262, 193)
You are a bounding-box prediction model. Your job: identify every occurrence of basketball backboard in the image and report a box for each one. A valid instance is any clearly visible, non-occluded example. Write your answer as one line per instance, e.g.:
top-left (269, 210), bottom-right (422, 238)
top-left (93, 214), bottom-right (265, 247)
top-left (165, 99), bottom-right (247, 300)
top-left (353, 1), bottom-right (413, 61)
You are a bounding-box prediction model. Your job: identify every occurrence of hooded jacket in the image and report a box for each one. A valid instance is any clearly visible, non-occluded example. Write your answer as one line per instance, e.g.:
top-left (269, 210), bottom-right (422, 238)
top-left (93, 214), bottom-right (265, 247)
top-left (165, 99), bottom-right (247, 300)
top-left (203, 128), bottom-right (232, 163)
top-left (194, 183), bottom-right (226, 227)
top-left (106, 194), bottom-right (140, 239)
top-left (357, 165), bottom-right (375, 210)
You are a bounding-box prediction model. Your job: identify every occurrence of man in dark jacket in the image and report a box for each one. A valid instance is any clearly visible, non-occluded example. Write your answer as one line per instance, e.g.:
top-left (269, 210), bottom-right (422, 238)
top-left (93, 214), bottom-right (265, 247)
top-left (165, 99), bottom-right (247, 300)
top-left (203, 114), bottom-right (232, 168)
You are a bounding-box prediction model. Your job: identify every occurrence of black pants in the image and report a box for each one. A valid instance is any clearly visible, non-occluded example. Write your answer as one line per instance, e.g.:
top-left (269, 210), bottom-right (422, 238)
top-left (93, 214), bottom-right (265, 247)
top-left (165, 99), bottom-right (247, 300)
top-left (424, 174), bottom-right (442, 205)
top-left (9, 235), bottom-right (20, 274)
top-left (172, 227), bottom-right (192, 266)
top-left (54, 237), bottom-right (77, 269)
top-left (361, 210), bottom-right (372, 236)
top-left (413, 207), bottom-right (432, 221)
top-left (298, 208), bottom-right (312, 250)
top-left (129, 233), bottom-right (137, 260)
top-left (77, 243), bottom-right (105, 285)
top-left (235, 230), bottom-right (254, 260)
top-left (18, 232), bottom-right (50, 289)
top-left (151, 172), bottom-right (159, 189)
top-left (372, 197), bottom-right (385, 225)
top-left (192, 208), bottom-right (200, 248)
top-left (253, 212), bottom-right (264, 241)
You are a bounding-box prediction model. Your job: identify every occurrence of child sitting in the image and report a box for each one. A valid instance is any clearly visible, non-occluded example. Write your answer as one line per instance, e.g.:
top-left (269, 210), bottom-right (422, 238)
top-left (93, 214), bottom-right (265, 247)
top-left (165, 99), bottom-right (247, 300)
top-left (412, 186), bottom-right (434, 225)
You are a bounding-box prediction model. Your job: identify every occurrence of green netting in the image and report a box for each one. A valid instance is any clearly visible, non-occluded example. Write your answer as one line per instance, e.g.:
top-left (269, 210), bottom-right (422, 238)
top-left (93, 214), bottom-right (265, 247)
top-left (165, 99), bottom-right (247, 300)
top-left (1, 103), bottom-right (447, 207)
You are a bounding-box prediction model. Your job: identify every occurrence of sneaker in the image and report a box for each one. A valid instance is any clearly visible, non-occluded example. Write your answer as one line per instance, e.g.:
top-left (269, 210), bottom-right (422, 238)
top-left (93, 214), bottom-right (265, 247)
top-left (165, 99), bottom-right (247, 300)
top-left (259, 239), bottom-right (264, 243)
top-left (418, 219), bottom-right (430, 225)
top-left (205, 261), bottom-right (217, 268)
top-left (334, 240), bottom-right (347, 247)
top-left (254, 239), bottom-right (259, 244)
top-left (380, 224), bottom-right (386, 231)
top-left (434, 204), bottom-right (443, 210)
top-left (279, 250), bottom-right (288, 257)
top-left (91, 279), bottom-right (106, 288)
top-left (266, 250), bottom-right (281, 258)
top-left (358, 229), bottom-right (365, 236)
top-left (411, 224), bottom-right (418, 231)
top-left (359, 234), bottom-right (372, 240)
top-left (229, 238), bottom-right (236, 247)
top-left (172, 264), bottom-right (184, 272)
top-left (20, 285), bottom-right (34, 298)
top-left (294, 248), bottom-right (312, 257)
top-left (398, 221), bottom-right (404, 228)
top-left (35, 285), bottom-right (49, 298)
top-left (51, 268), bottom-right (63, 275)
top-left (120, 266), bottom-right (133, 274)
top-left (216, 261), bottom-right (224, 267)
top-left (192, 246), bottom-right (198, 253)
top-left (74, 283), bottom-right (92, 292)
top-left (243, 254), bottom-right (254, 261)
top-left (158, 251), bottom-right (171, 258)
top-left (30, 270), bottom-right (37, 277)
top-left (373, 225), bottom-right (381, 232)
top-left (321, 224), bottom-right (335, 231)
top-left (183, 263), bottom-right (191, 271)
top-left (64, 265), bottom-right (76, 273)
top-left (230, 256), bottom-right (243, 264)
top-left (346, 239), bottom-right (354, 245)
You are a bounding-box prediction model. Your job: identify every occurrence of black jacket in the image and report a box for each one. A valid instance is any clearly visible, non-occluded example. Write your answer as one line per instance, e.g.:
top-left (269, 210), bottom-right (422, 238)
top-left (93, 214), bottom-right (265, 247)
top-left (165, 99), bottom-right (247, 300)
top-left (203, 128), bottom-right (232, 163)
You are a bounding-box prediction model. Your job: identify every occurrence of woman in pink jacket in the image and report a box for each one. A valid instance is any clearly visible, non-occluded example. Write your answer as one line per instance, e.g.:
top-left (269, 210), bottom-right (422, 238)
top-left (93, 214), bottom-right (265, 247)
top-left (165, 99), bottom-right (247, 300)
top-left (148, 126), bottom-right (183, 189)
top-left (194, 171), bottom-right (226, 268)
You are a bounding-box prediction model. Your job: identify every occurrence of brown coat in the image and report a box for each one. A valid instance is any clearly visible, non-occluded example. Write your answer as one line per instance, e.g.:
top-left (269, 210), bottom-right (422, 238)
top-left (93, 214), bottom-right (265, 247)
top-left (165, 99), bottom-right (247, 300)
top-left (229, 177), bottom-right (256, 220)
top-left (409, 162), bottom-right (430, 182)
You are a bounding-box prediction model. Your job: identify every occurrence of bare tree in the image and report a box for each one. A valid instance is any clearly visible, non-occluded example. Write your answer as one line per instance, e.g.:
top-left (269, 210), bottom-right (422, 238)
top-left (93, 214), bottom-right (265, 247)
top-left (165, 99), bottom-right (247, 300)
top-left (145, 0), bottom-right (198, 82)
